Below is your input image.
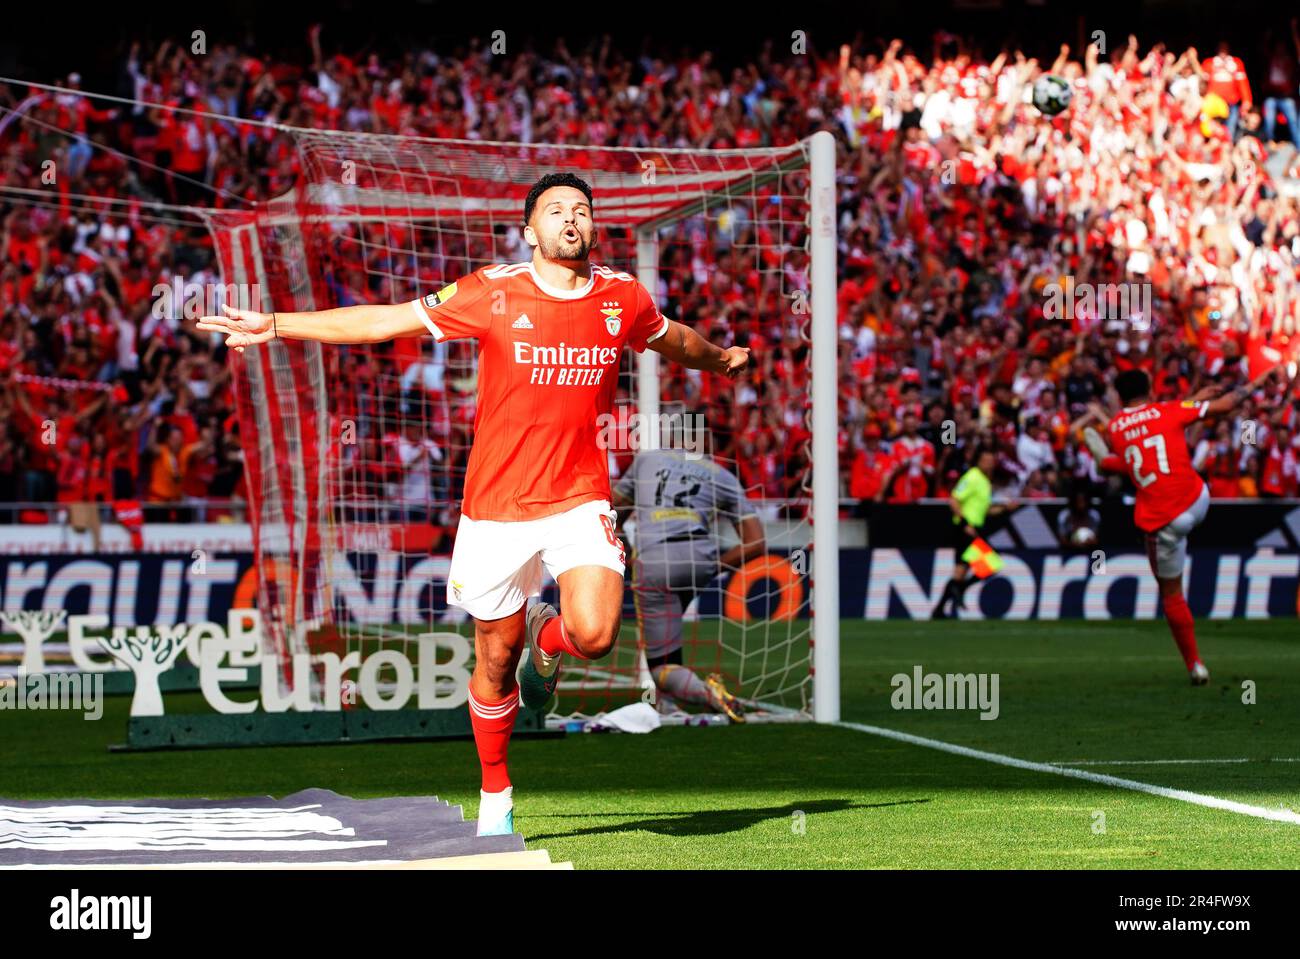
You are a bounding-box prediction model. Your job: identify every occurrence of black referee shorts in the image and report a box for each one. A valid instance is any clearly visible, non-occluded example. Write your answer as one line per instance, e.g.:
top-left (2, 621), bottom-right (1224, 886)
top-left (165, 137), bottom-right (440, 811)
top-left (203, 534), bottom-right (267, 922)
top-left (950, 520), bottom-right (981, 560)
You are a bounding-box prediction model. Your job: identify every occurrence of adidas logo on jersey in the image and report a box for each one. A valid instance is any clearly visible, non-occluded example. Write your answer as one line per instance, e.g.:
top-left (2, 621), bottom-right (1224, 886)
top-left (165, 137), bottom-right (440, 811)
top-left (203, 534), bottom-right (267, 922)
top-left (512, 314), bottom-right (534, 329)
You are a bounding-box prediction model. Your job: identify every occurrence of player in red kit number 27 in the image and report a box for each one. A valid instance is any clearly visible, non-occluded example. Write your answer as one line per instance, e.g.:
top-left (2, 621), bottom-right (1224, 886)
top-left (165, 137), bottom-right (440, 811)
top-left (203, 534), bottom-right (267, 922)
top-left (1082, 367), bottom-right (1277, 685)
top-left (197, 173), bottom-right (751, 836)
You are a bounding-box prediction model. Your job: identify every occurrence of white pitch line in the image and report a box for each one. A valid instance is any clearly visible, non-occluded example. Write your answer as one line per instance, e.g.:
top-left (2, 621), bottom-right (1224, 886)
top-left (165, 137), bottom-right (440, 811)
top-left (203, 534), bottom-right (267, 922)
top-left (837, 721), bottom-right (1300, 826)
top-left (1050, 758), bottom-right (1300, 767)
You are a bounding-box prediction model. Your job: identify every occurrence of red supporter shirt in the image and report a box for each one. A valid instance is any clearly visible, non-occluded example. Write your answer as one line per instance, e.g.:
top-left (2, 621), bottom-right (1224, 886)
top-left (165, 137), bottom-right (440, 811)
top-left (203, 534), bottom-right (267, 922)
top-left (412, 262), bottom-right (669, 521)
top-left (849, 446), bottom-right (892, 500)
top-left (86, 451), bottom-right (112, 502)
top-left (1260, 442), bottom-right (1298, 497)
top-left (887, 436), bottom-right (934, 503)
top-left (56, 449), bottom-right (88, 502)
top-left (1201, 445), bottom-right (1241, 498)
top-left (1106, 400), bottom-right (1209, 532)
top-left (1201, 55), bottom-right (1252, 106)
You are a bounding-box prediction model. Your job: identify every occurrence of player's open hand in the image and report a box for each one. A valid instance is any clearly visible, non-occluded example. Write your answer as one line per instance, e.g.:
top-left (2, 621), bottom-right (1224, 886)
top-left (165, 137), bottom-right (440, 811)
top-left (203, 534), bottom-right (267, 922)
top-left (720, 346), bottom-right (751, 380)
top-left (195, 304), bottom-right (276, 354)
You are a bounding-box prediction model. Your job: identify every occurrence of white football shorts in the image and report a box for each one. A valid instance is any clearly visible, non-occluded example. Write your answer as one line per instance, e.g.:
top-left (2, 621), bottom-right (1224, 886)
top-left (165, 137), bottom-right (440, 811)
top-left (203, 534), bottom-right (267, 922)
top-left (446, 498), bottom-right (626, 620)
top-left (1147, 483), bottom-right (1210, 579)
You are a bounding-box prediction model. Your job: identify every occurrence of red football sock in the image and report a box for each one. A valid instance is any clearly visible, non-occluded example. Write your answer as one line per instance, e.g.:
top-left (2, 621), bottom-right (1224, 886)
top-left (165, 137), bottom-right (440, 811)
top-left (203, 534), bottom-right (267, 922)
top-left (1162, 593), bottom-right (1201, 670)
top-left (468, 686), bottom-right (519, 793)
top-left (537, 614), bottom-right (586, 659)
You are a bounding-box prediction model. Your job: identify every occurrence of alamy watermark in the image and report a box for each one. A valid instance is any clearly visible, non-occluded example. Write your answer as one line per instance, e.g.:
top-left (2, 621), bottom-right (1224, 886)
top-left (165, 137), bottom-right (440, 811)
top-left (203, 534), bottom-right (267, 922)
top-left (0, 672), bottom-right (103, 720)
top-left (152, 279), bottom-right (263, 321)
top-left (1043, 278), bottom-right (1152, 328)
top-left (50, 889), bottom-right (151, 939)
top-left (890, 665), bottom-right (1000, 720)
top-left (595, 407), bottom-right (708, 459)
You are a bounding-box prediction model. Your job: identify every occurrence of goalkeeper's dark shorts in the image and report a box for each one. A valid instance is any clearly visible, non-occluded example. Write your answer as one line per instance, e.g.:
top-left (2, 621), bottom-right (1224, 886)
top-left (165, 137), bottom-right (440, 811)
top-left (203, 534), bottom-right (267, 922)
top-left (629, 538), bottom-right (721, 662)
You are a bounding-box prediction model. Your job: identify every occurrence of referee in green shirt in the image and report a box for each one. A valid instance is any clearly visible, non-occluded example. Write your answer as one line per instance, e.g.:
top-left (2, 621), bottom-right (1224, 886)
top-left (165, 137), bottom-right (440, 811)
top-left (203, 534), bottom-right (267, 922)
top-left (932, 448), bottom-right (1001, 620)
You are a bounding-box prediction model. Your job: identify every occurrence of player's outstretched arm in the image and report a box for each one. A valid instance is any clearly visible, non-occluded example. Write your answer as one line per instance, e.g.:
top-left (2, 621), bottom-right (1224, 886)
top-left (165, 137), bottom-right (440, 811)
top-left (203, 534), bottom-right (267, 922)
top-left (1197, 365), bottom-right (1279, 418)
top-left (648, 320), bottom-right (750, 379)
top-left (195, 302), bottom-right (427, 352)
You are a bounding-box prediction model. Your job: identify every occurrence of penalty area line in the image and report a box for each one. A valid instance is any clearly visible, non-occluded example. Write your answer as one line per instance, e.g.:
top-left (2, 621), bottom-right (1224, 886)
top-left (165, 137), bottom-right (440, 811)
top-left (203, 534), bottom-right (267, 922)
top-left (836, 721), bottom-right (1300, 826)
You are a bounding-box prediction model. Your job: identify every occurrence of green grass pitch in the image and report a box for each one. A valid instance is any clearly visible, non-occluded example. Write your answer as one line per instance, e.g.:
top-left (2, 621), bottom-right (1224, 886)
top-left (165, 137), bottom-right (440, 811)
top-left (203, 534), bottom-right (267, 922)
top-left (4, 619), bottom-right (1299, 868)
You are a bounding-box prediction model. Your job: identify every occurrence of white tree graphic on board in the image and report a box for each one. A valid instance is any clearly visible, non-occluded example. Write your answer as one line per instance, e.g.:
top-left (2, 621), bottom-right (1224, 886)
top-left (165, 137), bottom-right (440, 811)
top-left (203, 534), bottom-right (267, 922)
top-left (98, 625), bottom-right (191, 716)
top-left (0, 610), bottom-right (68, 674)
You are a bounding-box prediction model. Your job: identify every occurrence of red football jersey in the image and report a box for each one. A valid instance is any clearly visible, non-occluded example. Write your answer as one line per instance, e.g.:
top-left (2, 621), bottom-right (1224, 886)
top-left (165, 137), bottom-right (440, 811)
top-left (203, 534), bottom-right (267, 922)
top-left (412, 261), bottom-right (669, 521)
top-left (1105, 400), bottom-right (1209, 532)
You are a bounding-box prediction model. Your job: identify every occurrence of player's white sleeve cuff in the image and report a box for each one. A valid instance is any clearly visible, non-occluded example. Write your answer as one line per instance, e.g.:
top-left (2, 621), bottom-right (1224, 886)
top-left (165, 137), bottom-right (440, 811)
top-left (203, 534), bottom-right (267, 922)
top-left (644, 316), bottom-right (669, 344)
top-left (411, 299), bottom-right (444, 339)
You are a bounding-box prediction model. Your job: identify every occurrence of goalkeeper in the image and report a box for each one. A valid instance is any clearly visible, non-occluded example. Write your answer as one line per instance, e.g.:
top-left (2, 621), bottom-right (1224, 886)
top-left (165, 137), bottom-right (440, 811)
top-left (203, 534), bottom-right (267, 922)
top-left (612, 436), bottom-right (765, 722)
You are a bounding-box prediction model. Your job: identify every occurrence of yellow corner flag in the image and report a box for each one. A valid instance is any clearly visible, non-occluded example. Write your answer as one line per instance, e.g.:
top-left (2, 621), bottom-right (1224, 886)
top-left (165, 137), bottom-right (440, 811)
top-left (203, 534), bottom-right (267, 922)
top-left (962, 537), bottom-right (1004, 579)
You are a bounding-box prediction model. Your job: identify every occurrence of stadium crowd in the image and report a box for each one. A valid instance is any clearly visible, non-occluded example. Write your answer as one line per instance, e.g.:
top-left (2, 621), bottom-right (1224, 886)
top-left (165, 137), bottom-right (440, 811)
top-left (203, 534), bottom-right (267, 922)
top-left (1, 23), bottom-right (1299, 533)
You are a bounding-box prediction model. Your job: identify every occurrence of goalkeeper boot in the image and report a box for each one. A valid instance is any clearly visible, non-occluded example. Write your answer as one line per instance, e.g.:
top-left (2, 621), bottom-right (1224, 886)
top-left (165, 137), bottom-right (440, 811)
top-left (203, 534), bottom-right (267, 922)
top-left (1082, 426), bottom-right (1111, 462)
top-left (476, 786), bottom-right (514, 837)
top-left (705, 673), bottom-right (745, 723)
top-left (518, 602), bottom-right (561, 711)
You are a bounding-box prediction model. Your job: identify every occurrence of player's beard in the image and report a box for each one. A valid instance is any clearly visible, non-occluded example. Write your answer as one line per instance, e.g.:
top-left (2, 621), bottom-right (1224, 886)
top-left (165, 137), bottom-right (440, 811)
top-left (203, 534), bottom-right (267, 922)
top-left (539, 228), bottom-right (591, 263)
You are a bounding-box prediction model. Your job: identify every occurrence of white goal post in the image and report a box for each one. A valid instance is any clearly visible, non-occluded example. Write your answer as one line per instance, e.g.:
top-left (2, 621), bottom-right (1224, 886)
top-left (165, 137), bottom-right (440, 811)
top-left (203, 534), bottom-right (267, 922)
top-left (808, 129), bottom-right (840, 723)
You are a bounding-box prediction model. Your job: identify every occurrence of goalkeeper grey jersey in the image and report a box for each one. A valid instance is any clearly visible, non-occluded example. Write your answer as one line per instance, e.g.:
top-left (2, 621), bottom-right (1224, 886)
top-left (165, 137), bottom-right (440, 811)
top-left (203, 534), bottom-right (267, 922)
top-left (613, 449), bottom-right (753, 549)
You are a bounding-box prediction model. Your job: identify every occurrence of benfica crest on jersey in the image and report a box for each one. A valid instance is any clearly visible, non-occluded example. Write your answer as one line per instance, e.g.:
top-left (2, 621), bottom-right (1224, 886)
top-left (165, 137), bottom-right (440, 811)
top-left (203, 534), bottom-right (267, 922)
top-left (600, 302), bottom-right (622, 336)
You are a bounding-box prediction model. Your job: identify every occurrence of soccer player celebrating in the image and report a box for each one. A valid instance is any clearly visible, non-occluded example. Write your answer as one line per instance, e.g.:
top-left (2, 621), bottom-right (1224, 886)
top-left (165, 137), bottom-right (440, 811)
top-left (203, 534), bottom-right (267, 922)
top-left (1082, 367), bottom-right (1275, 685)
top-left (611, 441), bottom-right (765, 722)
top-left (196, 173), bottom-right (751, 835)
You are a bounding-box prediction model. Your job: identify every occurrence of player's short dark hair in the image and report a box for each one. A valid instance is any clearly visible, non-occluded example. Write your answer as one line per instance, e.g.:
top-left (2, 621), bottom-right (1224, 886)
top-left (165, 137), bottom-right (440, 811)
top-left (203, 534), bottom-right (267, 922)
top-left (523, 173), bottom-right (593, 226)
top-left (1114, 369), bottom-right (1151, 404)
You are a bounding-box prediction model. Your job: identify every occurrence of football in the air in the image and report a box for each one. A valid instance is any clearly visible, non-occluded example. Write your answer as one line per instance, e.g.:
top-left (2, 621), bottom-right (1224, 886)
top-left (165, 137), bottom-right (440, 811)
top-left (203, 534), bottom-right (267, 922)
top-left (1032, 74), bottom-right (1073, 116)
